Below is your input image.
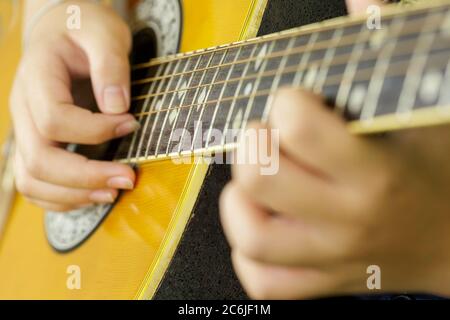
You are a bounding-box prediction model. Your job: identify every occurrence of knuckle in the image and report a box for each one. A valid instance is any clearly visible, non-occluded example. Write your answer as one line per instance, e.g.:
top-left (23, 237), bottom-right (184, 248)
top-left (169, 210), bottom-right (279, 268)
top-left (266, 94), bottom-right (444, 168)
top-left (348, 164), bottom-right (398, 227)
top-left (23, 149), bottom-right (45, 179)
top-left (243, 274), bottom-right (276, 300)
top-left (241, 227), bottom-right (267, 261)
top-left (274, 110), bottom-right (313, 151)
top-left (282, 114), bottom-right (312, 148)
top-left (14, 170), bottom-right (31, 197)
top-left (271, 89), bottom-right (318, 150)
top-left (35, 112), bottom-right (59, 140)
top-left (233, 160), bottom-right (265, 195)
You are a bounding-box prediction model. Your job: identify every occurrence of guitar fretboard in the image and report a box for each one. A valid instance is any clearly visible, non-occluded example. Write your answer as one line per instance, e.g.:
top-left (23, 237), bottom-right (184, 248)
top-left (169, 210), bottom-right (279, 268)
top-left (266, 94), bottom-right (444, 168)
top-left (116, 1), bottom-right (450, 163)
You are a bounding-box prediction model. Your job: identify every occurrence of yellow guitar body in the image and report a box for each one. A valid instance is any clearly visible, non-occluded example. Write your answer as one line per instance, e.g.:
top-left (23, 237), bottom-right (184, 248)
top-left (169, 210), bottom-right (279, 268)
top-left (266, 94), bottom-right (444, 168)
top-left (0, 0), bottom-right (267, 299)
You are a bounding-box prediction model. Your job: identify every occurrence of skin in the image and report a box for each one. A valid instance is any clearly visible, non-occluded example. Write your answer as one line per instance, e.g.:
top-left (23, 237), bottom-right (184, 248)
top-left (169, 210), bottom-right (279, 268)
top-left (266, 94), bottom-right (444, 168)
top-left (11, 0), bottom-right (450, 298)
top-left (220, 0), bottom-right (450, 298)
top-left (11, 0), bottom-right (137, 211)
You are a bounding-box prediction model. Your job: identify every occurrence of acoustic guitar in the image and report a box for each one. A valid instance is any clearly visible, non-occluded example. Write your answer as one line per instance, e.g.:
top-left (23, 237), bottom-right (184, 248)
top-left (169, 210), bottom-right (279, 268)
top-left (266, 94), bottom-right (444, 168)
top-left (1, 0), bottom-right (450, 299)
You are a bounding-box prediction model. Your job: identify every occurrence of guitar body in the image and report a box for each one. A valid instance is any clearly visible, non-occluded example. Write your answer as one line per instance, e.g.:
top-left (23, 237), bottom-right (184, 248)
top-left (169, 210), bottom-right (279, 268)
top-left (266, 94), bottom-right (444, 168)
top-left (5, 0), bottom-right (449, 301)
top-left (0, 0), bottom-right (270, 300)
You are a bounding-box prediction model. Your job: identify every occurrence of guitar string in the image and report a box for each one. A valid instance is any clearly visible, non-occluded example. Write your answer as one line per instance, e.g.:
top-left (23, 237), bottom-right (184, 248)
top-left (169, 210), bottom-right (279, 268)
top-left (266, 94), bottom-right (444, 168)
top-left (131, 3), bottom-right (444, 71)
top-left (130, 31), bottom-right (445, 104)
top-left (120, 5), bottom-right (450, 161)
top-left (130, 40), bottom-right (450, 117)
top-left (132, 9), bottom-right (439, 90)
top-left (120, 49), bottom-right (449, 163)
top-left (121, 43), bottom-right (449, 161)
top-left (131, 48), bottom-right (449, 120)
top-left (130, 16), bottom-right (431, 87)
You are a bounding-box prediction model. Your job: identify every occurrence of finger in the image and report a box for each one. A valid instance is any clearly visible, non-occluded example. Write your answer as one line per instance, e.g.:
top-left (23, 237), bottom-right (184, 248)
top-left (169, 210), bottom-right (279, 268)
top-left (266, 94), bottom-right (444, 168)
top-left (15, 152), bottom-right (118, 206)
top-left (232, 122), bottom-right (346, 220)
top-left (346, 0), bottom-right (384, 14)
top-left (68, 6), bottom-right (132, 114)
top-left (220, 183), bottom-right (337, 267)
top-left (24, 197), bottom-right (84, 213)
top-left (232, 251), bottom-right (336, 299)
top-left (10, 85), bottom-right (136, 190)
top-left (269, 88), bottom-right (365, 180)
top-left (23, 45), bottom-right (139, 145)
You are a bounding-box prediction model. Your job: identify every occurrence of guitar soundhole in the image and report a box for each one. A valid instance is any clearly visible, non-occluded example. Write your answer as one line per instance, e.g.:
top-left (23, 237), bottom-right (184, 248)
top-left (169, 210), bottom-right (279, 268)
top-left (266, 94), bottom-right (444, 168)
top-left (132, 28), bottom-right (158, 64)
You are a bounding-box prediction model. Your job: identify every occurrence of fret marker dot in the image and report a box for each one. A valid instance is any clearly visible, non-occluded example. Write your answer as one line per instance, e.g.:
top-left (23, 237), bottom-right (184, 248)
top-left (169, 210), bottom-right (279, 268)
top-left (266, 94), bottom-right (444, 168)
top-left (348, 85), bottom-right (367, 114)
top-left (233, 109), bottom-right (243, 130)
top-left (155, 99), bottom-right (163, 111)
top-left (304, 64), bottom-right (318, 89)
top-left (198, 87), bottom-right (207, 105)
top-left (255, 44), bottom-right (268, 71)
top-left (420, 70), bottom-right (443, 104)
top-left (244, 82), bottom-right (253, 96)
top-left (178, 81), bottom-right (188, 100)
top-left (169, 109), bottom-right (178, 124)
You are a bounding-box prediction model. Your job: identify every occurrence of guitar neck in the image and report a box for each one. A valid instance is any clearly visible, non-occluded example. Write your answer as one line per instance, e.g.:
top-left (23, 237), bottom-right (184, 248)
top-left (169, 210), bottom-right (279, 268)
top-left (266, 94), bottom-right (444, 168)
top-left (118, 0), bottom-right (450, 163)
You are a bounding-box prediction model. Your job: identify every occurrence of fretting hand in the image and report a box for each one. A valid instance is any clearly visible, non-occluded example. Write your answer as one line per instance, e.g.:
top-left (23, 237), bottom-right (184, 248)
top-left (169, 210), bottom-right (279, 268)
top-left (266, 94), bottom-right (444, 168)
top-left (220, 0), bottom-right (450, 299)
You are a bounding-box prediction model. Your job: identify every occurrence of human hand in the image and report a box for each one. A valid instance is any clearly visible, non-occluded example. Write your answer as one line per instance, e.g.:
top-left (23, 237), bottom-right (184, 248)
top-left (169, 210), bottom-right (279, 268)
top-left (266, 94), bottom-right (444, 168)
top-left (220, 0), bottom-right (450, 299)
top-left (10, 1), bottom-right (138, 211)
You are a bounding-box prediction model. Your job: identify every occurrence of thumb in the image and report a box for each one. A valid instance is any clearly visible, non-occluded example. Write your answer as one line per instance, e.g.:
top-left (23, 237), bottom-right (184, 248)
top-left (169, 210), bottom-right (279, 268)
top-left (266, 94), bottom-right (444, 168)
top-left (346, 0), bottom-right (385, 14)
top-left (71, 13), bottom-right (132, 115)
top-left (87, 41), bottom-right (131, 115)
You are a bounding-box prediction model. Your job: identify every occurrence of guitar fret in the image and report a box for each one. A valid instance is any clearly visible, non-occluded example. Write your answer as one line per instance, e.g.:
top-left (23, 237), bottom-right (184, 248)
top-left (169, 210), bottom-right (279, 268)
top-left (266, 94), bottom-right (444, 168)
top-left (190, 50), bottom-right (228, 152)
top-left (205, 46), bottom-right (243, 149)
top-left (126, 63), bottom-right (165, 162)
top-left (292, 33), bottom-right (319, 87)
top-left (240, 41), bottom-right (277, 133)
top-left (176, 52), bottom-right (216, 154)
top-left (220, 45), bottom-right (259, 146)
top-left (117, 3), bottom-right (450, 163)
top-left (165, 55), bottom-right (203, 155)
top-left (314, 28), bottom-right (344, 93)
top-left (153, 58), bottom-right (191, 157)
top-left (335, 24), bottom-right (369, 113)
top-left (141, 59), bottom-right (183, 159)
top-left (438, 52), bottom-right (450, 112)
top-left (133, 62), bottom-right (173, 161)
top-left (360, 16), bottom-right (406, 124)
top-left (183, 52), bottom-right (219, 152)
top-left (258, 34), bottom-right (319, 124)
top-left (396, 12), bottom-right (442, 121)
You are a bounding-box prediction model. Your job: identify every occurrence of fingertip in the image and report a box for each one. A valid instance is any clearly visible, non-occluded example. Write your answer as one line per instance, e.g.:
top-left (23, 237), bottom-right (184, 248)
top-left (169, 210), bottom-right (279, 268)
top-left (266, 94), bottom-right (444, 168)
top-left (274, 87), bottom-right (325, 112)
top-left (115, 119), bottom-right (141, 138)
top-left (107, 176), bottom-right (135, 190)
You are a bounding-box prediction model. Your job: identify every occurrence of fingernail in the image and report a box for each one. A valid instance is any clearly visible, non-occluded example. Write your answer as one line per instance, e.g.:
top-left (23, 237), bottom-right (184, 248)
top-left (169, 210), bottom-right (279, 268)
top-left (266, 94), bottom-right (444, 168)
top-left (89, 191), bottom-right (116, 204)
top-left (107, 177), bottom-right (134, 190)
top-left (104, 86), bottom-right (128, 114)
top-left (115, 120), bottom-right (141, 137)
